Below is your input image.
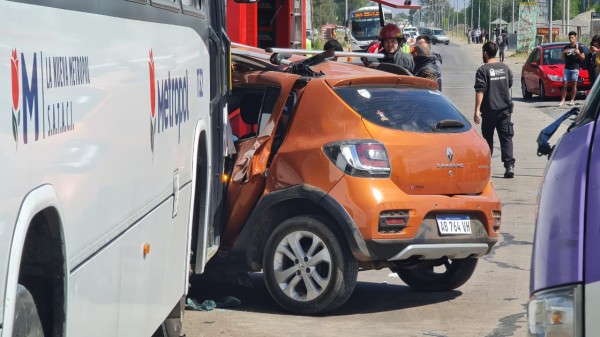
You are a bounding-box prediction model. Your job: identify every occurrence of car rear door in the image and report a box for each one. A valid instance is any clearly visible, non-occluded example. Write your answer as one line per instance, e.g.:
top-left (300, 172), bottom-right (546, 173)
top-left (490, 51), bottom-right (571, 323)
top-left (222, 70), bottom-right (300, 246)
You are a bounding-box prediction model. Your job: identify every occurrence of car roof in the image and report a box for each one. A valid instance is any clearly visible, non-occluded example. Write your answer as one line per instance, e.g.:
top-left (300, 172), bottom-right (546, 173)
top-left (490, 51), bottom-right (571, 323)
top-left (538, 42), bottom-right (585, 48)
top-left (231, 44), bottom-right (438, 90)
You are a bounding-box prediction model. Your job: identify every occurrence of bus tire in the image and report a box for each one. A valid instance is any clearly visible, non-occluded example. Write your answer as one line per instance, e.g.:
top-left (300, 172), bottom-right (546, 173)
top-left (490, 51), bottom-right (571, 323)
top-left (13, 284), bottom-right (44, 337)
top-left (262, 215), bottom-right (358, 315)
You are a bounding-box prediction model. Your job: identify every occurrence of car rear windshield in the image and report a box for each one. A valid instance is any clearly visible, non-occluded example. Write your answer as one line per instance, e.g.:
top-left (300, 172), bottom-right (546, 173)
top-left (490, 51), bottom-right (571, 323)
top-left (334, 85), bottom-right (471, 133)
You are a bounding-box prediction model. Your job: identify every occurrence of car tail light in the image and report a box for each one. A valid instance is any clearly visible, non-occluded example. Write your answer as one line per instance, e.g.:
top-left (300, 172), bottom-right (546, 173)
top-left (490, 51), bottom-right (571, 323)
top-left (323, 140), bottom-right (391, 178)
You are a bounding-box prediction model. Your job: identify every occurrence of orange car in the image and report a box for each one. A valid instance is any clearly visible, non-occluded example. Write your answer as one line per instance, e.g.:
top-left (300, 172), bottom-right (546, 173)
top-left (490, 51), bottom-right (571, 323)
top-left (217, 45), bottom-right (502, 315)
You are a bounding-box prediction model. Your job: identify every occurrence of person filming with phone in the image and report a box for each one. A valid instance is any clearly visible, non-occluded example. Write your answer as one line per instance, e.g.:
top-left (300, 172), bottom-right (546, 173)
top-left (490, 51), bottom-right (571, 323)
top-left (559, 31), bottom-right (585, 107)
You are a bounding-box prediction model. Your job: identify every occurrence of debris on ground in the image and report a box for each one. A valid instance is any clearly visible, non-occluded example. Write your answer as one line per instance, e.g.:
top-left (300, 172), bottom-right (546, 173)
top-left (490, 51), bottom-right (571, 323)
top-left (186, 296), bottom-right (242, 311)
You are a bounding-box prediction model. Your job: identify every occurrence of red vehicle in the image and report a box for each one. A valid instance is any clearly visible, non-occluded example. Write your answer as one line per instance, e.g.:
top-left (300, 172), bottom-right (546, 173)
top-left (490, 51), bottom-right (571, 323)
top-left (521, 42), bottom-right (591, 100)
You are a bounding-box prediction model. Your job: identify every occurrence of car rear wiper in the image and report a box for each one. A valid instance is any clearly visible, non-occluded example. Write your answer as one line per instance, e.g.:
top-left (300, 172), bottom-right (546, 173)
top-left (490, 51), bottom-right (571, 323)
top-left (435, 119), bottom-right (465, 129)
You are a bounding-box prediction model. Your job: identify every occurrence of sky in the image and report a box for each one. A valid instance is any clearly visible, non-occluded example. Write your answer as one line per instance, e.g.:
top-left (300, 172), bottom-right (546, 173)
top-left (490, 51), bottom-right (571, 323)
top-left (387, 0), bottom-right (469, 16)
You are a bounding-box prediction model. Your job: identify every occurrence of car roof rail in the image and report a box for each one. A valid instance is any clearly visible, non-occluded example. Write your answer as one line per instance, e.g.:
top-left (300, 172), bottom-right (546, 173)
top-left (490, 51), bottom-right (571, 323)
top-left (265, 47), bottom-right (384, 60)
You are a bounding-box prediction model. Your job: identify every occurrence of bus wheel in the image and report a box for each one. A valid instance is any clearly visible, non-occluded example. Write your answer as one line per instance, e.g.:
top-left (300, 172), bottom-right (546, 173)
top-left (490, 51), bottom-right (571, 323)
top-left (396, 257), bottom-right (478, 291)
top-left (262, 215), bottom-right (358, 315)
top-left (13, 284), bottom-right (44, 337)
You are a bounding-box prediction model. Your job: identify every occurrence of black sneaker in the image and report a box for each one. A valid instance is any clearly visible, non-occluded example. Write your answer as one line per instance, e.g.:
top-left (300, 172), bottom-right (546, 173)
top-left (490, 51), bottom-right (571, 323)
top-left (504, 166), bottom-right (514, 178)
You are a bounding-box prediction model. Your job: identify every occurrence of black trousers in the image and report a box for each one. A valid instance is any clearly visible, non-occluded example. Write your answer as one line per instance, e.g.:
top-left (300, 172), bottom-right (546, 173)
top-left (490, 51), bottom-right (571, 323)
top-left (481, 111), bottom-right (515, 168)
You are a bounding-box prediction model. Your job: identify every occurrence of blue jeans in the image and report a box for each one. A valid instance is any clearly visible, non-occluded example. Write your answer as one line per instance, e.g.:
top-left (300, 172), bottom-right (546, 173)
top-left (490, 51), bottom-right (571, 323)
top-left (563, 69), bottom-right (580, 83)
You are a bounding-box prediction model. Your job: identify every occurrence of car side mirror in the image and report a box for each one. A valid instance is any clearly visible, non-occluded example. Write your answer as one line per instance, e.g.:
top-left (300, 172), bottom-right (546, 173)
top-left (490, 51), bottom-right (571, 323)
top-left (530, 62), bottom-right (539, 68)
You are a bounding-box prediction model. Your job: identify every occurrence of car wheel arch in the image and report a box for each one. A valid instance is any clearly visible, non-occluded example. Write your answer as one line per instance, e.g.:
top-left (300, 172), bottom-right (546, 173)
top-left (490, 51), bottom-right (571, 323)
top-left (230, 184), bottom-right (371, 271)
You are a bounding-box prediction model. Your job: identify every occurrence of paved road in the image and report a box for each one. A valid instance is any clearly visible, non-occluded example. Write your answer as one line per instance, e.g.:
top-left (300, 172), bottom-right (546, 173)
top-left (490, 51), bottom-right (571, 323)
top-left (182, 40), bottom-right (567, 337)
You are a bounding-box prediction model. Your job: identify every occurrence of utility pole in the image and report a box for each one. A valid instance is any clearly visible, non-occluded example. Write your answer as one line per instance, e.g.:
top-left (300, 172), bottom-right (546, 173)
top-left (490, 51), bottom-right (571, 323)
top-left (464, 0), bottom-right (467, 33)
top-left (549, 0), bottom-right (553, 42)
top-left (567, 0), bottom-right (570, 34)
top-left (471, 0), bottom-right (474, 30)
top-left (478, 0), bottom-right (481, 29)
top-left (512, 0), bottom-right (514, 33)
top-left (488, 0), bottom-right (491, 37)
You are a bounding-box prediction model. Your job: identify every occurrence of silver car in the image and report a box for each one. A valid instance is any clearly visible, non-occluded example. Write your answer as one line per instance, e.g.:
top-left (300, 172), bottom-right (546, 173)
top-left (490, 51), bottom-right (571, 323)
top-left (429, 28), bottom-right (450, 45)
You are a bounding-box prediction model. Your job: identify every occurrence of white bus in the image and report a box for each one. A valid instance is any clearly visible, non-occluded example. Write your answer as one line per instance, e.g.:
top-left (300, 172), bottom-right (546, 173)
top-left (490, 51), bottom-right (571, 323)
top-left (348, 6), bottom-right (392, 51)
top-left (1, 0), bottom-right (245, 336)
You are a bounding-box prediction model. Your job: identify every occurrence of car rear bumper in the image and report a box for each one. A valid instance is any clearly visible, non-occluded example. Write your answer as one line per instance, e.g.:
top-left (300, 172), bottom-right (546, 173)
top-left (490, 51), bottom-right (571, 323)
top-left (362, 216), bottom-right (497, 261)
top-left (327, 176), bottom-right (501, 261)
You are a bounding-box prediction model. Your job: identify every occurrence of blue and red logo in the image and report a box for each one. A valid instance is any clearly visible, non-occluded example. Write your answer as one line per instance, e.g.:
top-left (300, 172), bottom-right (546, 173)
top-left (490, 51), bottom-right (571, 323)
top-left (149, 50), bottom-right (156, 151)
top-left (148, 49), bottom-right (191, 152)
top-left (11, 49), bottom-right (20, 147)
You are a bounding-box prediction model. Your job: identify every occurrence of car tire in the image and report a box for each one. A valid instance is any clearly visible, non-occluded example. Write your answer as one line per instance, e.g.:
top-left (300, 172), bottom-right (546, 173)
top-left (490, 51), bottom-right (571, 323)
top-left (396, 257), bottom-right (478, 291)
top-left (13, 284), bottom-right (45, 337)
top-left (432, 40), bottom-right (437, 45)
top-left (445, 41), bottom-right (449, 45)
top-left (539, 81), bottom-right (546, 101)
top-left (521, 78), bottom-right (533, 98)
top-left (262, 215), bottom-right (358, 315)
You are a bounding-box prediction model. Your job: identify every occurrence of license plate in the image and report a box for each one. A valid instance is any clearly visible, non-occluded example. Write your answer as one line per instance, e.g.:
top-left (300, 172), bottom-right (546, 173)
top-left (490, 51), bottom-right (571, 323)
top-left (436, 215), bottom-right (472, 235)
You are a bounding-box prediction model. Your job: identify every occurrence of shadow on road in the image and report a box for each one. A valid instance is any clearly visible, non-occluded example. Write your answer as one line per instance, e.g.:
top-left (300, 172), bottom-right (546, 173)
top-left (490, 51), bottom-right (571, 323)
top-left (188, 272), bottom-right (462, 316)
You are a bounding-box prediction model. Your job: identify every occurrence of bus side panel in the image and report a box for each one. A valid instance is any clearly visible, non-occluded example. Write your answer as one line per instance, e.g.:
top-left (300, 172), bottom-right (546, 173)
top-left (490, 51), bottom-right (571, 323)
top-left (68, 187), bottom-right (191, 337)
top-left (0, 1), bottom-right (211, 333)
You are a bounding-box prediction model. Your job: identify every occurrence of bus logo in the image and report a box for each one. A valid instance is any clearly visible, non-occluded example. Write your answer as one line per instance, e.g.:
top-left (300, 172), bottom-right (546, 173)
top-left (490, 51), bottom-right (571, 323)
top-left (11, 49), bottom-right (20, 147)
top-left (149, 50), bottom-right (156, 152)
top-left (149, 50), bottom-right (191, 152)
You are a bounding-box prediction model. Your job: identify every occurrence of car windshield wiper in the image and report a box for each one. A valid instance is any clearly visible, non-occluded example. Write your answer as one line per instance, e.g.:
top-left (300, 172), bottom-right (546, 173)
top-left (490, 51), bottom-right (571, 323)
top-left (435, 119), bottom-right (465, 129)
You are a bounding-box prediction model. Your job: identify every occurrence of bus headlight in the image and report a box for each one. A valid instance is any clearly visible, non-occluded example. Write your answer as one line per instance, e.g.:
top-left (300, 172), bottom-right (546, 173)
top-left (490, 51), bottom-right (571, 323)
top-left (527, 284), bottom-right (582, 337)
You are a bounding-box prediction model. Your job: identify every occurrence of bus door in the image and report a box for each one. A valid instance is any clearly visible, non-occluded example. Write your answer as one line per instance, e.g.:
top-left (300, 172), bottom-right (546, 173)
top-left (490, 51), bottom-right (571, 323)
top-left (192, 0), bottom-right (233, 274)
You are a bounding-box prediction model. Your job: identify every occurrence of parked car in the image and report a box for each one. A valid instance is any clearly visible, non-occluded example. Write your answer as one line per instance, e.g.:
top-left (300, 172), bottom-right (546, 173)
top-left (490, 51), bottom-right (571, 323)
top-left (420, 27), bottom-right (450, 45)
top-left (402, 26), bottom-right (418, 36)
top-left (521, 42), bottom-right (591, 100)
top-left (528, 76), bottom-right (600, 335)
top-left (404, 32), bottom-right (416, 46)
top-left (220, 45), bottom-right (502, 315)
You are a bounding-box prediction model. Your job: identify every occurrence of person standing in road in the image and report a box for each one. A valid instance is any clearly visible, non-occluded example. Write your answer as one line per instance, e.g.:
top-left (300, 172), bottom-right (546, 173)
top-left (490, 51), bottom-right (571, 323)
top-left (412, 43), bottom-right (442, 90)
top-left (473, 41), bottom-right (515, 178)
top-left (414, 35), bottom-right (443, 90)
top-left (585, 35), bottom-right (600, 87)
top-left (323, 39), bottom-right (343, 61)
top-left (559, 31), bottom-right (585, 107)
top-left (377, 23), bottom-right (414, 73)
top-left (495, 30), bottom-right (506, 62)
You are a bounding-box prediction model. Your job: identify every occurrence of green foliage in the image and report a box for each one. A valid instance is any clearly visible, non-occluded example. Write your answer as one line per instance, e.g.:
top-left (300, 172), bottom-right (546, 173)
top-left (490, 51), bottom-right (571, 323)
top-left (312, 0), bottom-right (339, 26)
top-left (550, 0), bottom-right (582, 20)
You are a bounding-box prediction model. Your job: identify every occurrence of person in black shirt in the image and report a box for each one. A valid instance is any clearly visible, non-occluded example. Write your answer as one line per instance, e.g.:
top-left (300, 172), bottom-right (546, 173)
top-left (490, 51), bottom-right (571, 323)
top-left (559, 31), bottom-right (585, 106)
top-left (585, 35), bottom-right (600, 87)
top-left (412, 43), bottom-right (442, 90)
top-left (473, 41), bottom-right (515, 178)
top-left (324, 39), bottom-right (343, 61)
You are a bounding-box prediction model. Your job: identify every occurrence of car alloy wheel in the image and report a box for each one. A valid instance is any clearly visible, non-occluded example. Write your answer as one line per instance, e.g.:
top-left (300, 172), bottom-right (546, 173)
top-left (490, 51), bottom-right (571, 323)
top-left (262, 215), bottom-right (358, 315)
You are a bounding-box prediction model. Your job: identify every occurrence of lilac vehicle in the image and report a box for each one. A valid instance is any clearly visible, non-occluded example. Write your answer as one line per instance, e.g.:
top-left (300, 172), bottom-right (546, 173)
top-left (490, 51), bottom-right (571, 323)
top-left (528, 83), bottom-right (600, 335)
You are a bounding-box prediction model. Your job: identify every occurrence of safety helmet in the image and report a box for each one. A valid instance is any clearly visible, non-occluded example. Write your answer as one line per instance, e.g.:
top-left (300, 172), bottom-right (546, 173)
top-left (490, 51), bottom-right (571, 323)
top-left (378, 23), bottom-right (402, 41)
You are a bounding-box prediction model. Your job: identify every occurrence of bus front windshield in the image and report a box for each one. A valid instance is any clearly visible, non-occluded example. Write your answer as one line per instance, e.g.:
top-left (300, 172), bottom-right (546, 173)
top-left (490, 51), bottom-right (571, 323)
top-left (351, 17), bottom-right (380, 41)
